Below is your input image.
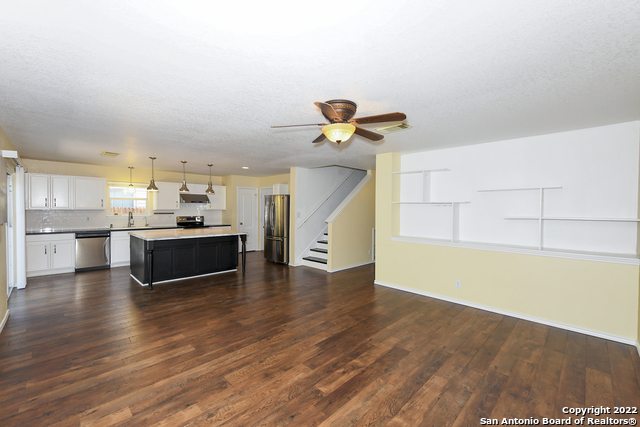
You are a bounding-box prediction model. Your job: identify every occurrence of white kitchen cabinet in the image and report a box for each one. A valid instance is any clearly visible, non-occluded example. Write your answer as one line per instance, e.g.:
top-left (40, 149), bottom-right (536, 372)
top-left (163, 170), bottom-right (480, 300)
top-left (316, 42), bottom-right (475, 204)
top-left (73, 177), bottom-right (106, 210)
top-left (207, 185), bottom-right (226, 210)
top-left (110, 231), bottom-right (131, 267)
top-left (26, 234), bottom-right (75, 277)
top-left (153, 182), bottom-right (180, 211)
top-left (26, 174), bottom-right (72, 210)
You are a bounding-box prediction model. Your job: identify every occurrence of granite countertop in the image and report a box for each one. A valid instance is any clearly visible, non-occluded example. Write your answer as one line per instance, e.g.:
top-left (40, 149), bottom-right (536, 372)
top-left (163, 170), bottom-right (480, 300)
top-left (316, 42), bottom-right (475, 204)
top-left (26, 225), bottom-right (232, 235)
top-left (129, 228), bottom-right (245, 241)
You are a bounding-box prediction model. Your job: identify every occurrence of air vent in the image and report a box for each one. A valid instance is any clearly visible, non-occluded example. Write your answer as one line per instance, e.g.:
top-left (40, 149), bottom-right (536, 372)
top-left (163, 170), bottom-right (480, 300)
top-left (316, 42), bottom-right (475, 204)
top-left (100, 151), bottom-right (120, 157)
top-left (375, 122), bottom-right (412, 134)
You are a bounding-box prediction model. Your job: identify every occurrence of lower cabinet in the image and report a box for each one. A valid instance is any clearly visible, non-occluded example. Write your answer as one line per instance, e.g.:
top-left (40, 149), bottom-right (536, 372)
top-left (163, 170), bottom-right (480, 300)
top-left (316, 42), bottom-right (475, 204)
top-left (110, 231), bottom-right (131, 267)
top-left (130, 235), bottom-right (238, 285)
top-left (26, 234), bottom-right (75, 277)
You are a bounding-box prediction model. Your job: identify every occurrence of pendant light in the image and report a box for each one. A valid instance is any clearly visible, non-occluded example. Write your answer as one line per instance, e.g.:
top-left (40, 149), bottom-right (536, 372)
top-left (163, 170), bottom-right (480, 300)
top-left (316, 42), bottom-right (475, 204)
top-left (205, 164), bottom-right (215, 194)
top-left (128, 166), bottom-right (135, 193)
top-left (179, 160), bottom-right (190, 193)
top-left (147, 157), bottom-right (158, 192)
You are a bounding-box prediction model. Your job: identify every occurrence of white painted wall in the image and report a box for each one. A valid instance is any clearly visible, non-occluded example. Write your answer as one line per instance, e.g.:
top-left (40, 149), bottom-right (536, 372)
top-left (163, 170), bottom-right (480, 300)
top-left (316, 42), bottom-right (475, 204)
top-left (294, 166), bottom-right (366, 263)
top-left (398, 121), bottom-right (640, 255)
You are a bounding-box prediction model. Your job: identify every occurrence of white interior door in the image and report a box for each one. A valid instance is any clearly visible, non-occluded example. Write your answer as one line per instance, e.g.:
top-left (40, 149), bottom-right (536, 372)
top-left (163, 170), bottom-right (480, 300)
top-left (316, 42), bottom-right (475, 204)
top-left (237, 187), bottom-right (258, 251)
top-left (259, 187), bottom-right (273, 251)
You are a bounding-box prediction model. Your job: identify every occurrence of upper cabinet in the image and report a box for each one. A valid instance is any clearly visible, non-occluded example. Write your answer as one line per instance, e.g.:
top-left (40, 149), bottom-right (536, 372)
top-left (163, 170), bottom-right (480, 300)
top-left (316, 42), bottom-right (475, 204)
top-left (26, 174), bottom-right (72, 210)
top-left (73, 177), bottom-right (107, 210)
top-left (207, 185), bottom-right (226, 210)
top-left (153, 182), bottom-right (180, 211)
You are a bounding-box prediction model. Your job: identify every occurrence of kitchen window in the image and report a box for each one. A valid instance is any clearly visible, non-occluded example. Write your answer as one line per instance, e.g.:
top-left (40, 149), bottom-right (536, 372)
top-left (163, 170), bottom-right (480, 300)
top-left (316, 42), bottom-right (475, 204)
top-left (107, 183), bottom-right (148, 215)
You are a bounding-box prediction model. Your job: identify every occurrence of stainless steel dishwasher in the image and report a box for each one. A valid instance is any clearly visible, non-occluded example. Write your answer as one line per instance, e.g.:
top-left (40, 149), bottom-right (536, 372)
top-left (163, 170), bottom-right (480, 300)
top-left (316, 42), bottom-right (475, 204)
top-left (75, 230), bottom-right (110, 271)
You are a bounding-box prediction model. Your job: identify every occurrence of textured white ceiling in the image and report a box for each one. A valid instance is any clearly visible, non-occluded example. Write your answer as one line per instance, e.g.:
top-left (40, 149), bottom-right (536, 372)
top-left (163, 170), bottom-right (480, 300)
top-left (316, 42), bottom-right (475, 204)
top-left (1, 0), bottom-right (639, 176)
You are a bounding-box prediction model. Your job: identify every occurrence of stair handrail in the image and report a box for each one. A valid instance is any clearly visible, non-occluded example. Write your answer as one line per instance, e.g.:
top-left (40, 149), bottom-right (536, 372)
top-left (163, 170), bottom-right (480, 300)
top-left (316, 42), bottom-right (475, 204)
top-left (325, 174), bottom-right (372, 223)
top-left (296, 169), bottom-right (356, 229)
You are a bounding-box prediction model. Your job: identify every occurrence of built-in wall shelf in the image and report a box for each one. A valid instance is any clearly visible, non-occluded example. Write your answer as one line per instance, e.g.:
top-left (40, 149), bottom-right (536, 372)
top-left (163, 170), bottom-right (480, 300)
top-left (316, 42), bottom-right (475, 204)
top-left (477, 186), bottom-right (562, 192)
top-left (505, 217), bottom-right (640, 222)
top-left (393, 168), bottom-right (468, 242)
top-left (392, 201), bottom-right (470, 205)
top-left (392, 168), bottom-right (450, 175)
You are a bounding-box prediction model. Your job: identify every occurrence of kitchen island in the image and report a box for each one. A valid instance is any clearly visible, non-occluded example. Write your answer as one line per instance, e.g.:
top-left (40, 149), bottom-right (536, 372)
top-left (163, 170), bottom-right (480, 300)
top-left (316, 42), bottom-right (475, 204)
top-left (129, 228), bottom-right (247, 289)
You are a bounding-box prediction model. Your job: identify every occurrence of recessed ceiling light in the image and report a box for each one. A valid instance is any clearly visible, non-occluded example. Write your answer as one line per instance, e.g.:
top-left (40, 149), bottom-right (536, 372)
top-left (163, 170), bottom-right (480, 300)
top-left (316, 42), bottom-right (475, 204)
top-left (100, 151), bottom-right (120, 157)
top-left (242, 166), bottom-right (249, 169)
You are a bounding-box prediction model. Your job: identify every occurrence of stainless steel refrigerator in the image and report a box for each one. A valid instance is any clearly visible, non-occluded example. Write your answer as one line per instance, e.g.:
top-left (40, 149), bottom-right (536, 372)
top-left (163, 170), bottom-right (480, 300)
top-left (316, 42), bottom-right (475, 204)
top-left (264, 194), bottom-right (289, 264)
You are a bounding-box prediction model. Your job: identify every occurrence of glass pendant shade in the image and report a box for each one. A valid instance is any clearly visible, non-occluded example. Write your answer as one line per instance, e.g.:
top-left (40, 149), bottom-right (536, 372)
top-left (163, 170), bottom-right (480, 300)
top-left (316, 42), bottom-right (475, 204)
top-left (128, 166), bottom-right (135, 193)
top-left (147, 157), bottom-right (159, 192)
top-left (179, 160), bottom-right (190, 193)
top-left (205, 163), bottom-right (215, 194)
top-left (322, 123), bottom-right (355, 144)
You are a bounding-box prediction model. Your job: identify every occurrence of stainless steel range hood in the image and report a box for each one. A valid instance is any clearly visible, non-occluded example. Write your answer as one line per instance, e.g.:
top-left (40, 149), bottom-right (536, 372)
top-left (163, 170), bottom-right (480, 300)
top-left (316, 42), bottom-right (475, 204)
top-left (180, 194), bottom-right (211, 203)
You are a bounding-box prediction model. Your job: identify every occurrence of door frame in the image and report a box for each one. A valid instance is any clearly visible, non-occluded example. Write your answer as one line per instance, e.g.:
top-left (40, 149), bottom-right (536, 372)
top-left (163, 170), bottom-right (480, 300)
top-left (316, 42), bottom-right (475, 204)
top-left (237, 187), bottom-right (258, 252)
top-left (259, 187), bottom-right (273, 251)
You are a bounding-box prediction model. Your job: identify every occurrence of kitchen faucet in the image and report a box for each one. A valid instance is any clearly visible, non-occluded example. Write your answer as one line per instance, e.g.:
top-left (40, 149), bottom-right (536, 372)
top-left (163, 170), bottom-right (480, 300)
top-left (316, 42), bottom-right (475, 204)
top-left (128, 210), bottom-right (134, 227)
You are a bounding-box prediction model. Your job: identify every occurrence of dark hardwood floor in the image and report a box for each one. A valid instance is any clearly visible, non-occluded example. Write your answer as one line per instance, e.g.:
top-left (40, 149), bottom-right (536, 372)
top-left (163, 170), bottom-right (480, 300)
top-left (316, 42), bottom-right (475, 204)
top-left (1, 252), bottom-right (639, 426)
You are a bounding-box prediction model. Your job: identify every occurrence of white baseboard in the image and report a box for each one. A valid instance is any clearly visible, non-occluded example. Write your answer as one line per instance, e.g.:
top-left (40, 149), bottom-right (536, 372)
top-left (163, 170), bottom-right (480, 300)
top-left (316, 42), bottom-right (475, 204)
top-left (328, 260), bottom-right (375, 273)
top-left (374, 280), bottom-right (640, 352)
top-left (110, 262), bottom-right (130, 268)
top-left (130, 269), bottom-right (237, 287)
top-left (0, 309), bottom-right (9, 335)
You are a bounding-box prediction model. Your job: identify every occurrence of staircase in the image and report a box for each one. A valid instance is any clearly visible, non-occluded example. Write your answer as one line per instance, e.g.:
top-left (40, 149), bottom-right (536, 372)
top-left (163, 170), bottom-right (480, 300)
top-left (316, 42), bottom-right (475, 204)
top-left (301, 232), bottom-right (328, 271)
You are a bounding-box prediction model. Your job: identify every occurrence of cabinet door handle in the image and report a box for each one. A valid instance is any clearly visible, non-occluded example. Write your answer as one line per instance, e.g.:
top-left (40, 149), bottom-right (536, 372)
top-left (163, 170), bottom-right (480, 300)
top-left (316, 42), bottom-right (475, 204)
top-left (101, 199), bottom-right (104, 207)
top-left (44, 246), bottom-right (47, 255)
top-left (176, 201), bottom-right (178, 208)
top-left (54, 245), bottom-right (57, 254)
top-left (54, 198), bottom-right (57, 207)
top-left (45, 197), bottom-right (48, 207)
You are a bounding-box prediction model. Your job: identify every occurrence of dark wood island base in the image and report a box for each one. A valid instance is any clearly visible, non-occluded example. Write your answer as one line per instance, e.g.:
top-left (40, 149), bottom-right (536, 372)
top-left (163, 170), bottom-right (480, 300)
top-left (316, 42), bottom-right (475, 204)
top-left (129, 229), bottom-right (247, 289)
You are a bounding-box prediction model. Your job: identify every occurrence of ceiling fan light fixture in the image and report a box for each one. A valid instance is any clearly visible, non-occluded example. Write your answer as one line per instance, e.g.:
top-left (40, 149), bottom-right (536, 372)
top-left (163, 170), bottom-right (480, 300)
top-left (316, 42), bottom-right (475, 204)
top-left (179, 160), bottom-right (190, 193)
top-left (322, 123), bottom-right (355, 144)
top-left (205, 163), bottom-right (215, 194)
top-left (147, 157), bottom-right (159, 192)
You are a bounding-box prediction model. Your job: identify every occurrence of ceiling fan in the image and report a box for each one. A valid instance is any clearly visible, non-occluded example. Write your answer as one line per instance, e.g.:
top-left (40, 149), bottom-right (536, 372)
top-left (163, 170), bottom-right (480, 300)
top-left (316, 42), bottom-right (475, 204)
top-left (271, 99), bottom-right (407, 144)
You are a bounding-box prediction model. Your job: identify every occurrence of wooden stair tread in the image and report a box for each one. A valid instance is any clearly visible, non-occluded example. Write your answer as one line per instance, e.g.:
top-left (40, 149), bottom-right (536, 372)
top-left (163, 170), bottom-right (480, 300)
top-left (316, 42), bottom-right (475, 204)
top-left (310, 248), bottom-right (328, 254)
top-left (317, 240), bottom-right (328, 244)
top-left (302, 256), bottom-right (328, 264)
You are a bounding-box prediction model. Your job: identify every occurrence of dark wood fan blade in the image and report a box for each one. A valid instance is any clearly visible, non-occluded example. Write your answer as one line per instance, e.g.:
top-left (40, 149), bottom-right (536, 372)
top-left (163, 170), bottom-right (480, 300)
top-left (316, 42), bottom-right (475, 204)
top-left (312, 133), bottom-right (327, 143)
top-left (271, 123), bottom-right (327, 128)
top-left (354, 126), bottom-right (384, 141)
top-left (314, 102), bottom-right (341, 121)
top-left (350, 112), bottom-right (406, 125)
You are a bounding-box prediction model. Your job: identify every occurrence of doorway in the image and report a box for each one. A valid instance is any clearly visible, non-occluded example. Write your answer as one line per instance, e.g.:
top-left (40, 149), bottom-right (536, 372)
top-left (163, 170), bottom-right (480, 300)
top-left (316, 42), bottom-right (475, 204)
top-left (259, 187), bottom-right (273, 251)
top-left (6, 173), bottom-right (14, 297)
top-left (237, 187), bottom-right (258, 251)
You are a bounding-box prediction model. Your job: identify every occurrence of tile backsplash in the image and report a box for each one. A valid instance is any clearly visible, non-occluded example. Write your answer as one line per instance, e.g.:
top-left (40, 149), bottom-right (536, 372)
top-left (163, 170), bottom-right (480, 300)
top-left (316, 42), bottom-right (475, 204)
top-left (26, 204), bottom-right (224, 230)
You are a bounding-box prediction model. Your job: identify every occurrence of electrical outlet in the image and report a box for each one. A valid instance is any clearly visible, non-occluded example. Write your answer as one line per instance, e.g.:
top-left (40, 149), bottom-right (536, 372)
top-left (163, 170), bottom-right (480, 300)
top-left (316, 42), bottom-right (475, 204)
top-left (456, 280), bottom-right (461, 288)
top-left (368, 250), bottom-right (371, 255)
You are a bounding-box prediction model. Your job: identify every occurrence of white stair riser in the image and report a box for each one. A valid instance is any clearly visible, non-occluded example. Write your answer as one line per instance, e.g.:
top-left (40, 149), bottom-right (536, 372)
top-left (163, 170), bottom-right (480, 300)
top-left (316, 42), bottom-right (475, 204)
top-left (310, 251), bottom-right (327, 260)
top-left (301, 259), bottom-right (327, 271)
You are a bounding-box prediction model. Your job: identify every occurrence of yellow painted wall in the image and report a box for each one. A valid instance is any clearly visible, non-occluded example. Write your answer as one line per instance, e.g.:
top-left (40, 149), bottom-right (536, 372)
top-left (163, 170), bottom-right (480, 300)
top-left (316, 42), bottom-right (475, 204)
top-left (289, 167), bottom-right (297, 263)
top-left (328, 171), bottom-right (375, 271)
top-left (221, 173), bottom-right (289, 229)
top-left (376, 152), bottom-right (640, 342)
top-left (259, 174), bottom-right (289, 190)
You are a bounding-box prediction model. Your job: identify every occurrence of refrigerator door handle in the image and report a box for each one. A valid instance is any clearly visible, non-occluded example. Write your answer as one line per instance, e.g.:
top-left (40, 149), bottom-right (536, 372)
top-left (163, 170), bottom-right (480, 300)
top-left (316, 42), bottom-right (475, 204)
top-left (271, 201), bottom-right (276, 234)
